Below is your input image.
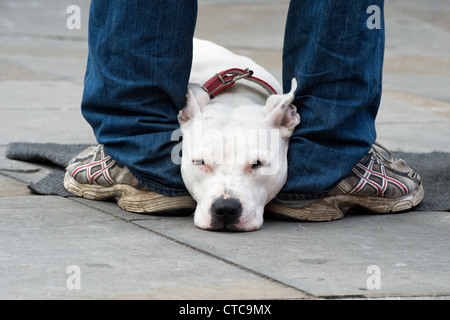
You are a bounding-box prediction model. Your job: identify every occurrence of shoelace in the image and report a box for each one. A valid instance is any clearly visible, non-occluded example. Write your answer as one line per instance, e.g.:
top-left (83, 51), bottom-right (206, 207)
top-left (370, 141), bottom-right (395, 165)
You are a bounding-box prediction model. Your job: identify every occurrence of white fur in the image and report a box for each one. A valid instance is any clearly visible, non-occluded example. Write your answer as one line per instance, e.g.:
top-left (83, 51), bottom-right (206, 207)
top-left (179, 39), bottom-right (300, 231)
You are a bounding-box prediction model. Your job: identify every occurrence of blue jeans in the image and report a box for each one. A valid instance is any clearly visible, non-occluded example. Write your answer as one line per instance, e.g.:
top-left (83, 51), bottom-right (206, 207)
top-left (82, 0), bottom-right (385, 198)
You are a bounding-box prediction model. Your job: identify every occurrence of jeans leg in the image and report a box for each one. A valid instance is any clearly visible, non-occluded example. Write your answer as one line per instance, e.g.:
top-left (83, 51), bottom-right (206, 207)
top-left (82, 0), bottom-right (197, 196)
top-left (281, 0), bottom-right (385, 198)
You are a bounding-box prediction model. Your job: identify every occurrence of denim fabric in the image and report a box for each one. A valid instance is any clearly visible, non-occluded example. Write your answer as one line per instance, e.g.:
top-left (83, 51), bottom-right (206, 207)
top-left (82, 0), bottom-right (197, 195)
top-left (82, 0), bottom-right (385, 198)
top-left (280, 0), bottom-right (385, 199)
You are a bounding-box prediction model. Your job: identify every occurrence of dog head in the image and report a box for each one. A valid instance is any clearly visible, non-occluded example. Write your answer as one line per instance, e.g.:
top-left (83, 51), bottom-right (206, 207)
top-left (178, 79), bottom-right (300, 231)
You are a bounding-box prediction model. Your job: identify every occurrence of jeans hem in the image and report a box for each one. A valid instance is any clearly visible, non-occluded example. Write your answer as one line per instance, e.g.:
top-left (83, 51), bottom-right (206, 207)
top-left (133, 172), bottom-right (190, 197)
top-left (274, 191), bottom-right (330, 201)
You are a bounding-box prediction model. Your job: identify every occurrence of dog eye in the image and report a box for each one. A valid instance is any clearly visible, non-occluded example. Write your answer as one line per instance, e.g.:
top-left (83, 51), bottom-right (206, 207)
top-left (193, 159), bottom-right (205, 165)
top-left (251, 160), bottom-right (264, 170)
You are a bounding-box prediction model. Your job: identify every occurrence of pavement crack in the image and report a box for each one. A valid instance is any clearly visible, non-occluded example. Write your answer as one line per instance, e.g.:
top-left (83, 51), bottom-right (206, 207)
top-left (68, 197), bottom-right (317, 299)
top-left (129, 222), bottom-right (318, 299)
top-left (0, 168), bottom-right (41, 174)
top-left (0, 31), bottom-right (87, 42)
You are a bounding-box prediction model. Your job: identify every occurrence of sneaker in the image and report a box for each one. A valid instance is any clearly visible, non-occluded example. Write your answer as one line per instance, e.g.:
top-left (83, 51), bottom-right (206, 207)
top-left (64, 145), bottom-right (196, 213)
top-left (266, 142), bottom-right (424, 221)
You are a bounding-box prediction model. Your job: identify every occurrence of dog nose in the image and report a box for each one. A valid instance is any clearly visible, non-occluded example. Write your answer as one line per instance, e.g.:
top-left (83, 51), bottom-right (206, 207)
top-left (211, 197), bottom-right (242, 226)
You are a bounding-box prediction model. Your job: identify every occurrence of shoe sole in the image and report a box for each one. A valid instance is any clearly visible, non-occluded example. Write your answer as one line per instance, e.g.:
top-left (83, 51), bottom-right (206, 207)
top-left (265, 184), bottom-right (424, 222)
top-left (63, 171), bottom-right (197, 213)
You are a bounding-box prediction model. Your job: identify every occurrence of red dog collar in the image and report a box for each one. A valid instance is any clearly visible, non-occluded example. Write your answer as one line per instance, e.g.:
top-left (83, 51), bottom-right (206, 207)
top-left (201, 68), bottom-right (278, 98)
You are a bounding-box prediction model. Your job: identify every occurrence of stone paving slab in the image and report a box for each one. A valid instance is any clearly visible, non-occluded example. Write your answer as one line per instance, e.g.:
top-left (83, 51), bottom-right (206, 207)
top-left (0, 146), bottom-right (56, 185)
top-left (0, 0), bottom-right (89, 39)
top-left (2, 183), bottom-right (448, 299)
top-left (132, 211), bottom-right (450, 298)
top-left (0, 80), bottom-right (95, 145)
top-left (50, 194), bottom-right (450, 298)
top-left (196, 2), bottom-right (288, 51)
top-left (376, 92), bottom-right (450, 153)
top-left (0, 196), bottom-right (308, 299)
top-left (0, 174), bottom-right (30, 197)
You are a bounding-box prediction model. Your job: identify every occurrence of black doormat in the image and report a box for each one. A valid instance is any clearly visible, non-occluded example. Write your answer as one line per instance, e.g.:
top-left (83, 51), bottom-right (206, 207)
top-left (5, 142), bottom-right (450, 212)
top-left (6, 143), bottom-right (91, 198)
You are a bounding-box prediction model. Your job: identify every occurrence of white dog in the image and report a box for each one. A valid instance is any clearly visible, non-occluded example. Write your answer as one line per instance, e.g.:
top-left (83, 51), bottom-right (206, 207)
top-left (178, 39), bottom-right (300, 231)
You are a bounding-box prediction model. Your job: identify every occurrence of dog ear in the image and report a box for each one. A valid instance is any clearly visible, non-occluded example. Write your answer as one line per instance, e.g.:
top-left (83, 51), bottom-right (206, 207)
top-left (264, 78), bottom-right (300, 138)
top-left (178, 83), bottom-right (210, 124)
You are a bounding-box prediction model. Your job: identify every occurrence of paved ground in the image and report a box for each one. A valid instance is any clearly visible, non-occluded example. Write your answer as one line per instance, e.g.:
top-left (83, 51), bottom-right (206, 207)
top-left (0, 0), bottom-right (449, 300)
